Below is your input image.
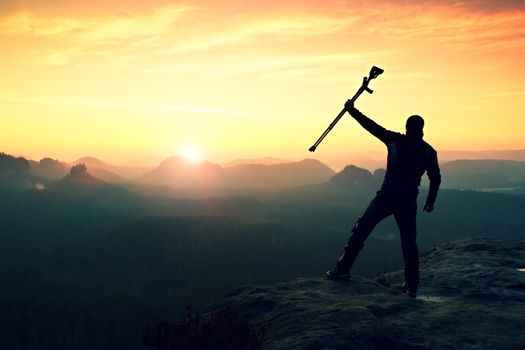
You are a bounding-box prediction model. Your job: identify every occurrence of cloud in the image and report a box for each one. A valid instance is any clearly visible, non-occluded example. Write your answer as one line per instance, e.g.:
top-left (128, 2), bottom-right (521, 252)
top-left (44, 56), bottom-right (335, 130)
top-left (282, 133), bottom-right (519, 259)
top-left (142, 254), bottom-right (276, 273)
top-left (0, 4), bottom-right (193, 38)
top-left (0, 4), bottom-right (195, 66)
top-left (1, 1), bottom-right (524, 71)
top-left (198, 51), bottom-right (396, 80)
top-left (0, 12), bottom-right (85, 36)
top-left (358, 3), bottom-right (525, 53)
top-left (151, 13), bottom-right (355, 56)
top-left (0, 93), bottom-right (250, 116)
top-left (375, 0), bottom-right (525, 12)
top-left (1, 6), bottom-right (357, 68)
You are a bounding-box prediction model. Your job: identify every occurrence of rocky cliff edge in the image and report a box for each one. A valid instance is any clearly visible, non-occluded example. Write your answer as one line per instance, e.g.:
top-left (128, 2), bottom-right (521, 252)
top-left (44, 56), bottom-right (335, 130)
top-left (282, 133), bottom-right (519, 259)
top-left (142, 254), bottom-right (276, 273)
top-left (208, 239), bottom-right (525, 349)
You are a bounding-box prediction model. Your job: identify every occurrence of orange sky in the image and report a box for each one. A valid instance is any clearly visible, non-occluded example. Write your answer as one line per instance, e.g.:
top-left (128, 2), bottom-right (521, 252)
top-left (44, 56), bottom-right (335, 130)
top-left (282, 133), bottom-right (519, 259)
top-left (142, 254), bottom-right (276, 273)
top-left (1, 0), bottom-right (524, 164)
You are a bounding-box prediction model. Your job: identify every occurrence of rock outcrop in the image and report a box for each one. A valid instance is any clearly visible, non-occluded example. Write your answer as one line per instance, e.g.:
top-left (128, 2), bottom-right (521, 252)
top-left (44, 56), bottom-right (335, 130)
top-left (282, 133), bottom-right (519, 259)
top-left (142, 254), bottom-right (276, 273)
top-left (329, 164), bottom-right (377, 188)
top-left (209, 239), bottom-right (525, 349)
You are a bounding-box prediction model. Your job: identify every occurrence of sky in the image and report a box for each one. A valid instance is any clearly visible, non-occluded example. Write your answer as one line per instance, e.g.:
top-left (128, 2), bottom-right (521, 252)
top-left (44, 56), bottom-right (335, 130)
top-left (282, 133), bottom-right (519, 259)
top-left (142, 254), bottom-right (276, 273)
top-left (1, 0), bottom-right (524, 165)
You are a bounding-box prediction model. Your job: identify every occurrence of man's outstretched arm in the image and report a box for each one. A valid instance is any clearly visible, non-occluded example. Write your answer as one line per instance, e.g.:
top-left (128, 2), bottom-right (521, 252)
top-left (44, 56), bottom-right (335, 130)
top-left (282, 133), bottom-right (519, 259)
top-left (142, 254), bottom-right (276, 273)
top-left (345, 100), bottom-right (395, 145)
top-left (423, 150), bottom-right (441, 213)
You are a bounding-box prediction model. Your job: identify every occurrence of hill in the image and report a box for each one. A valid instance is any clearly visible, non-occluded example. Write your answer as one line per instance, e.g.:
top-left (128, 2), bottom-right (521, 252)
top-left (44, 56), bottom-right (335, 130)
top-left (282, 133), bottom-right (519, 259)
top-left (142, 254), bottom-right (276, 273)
top-left (441, 159), bottom-right (525, 188)
top-left (329, 164), bottom-right (379, 188)
top-left (139, 156), bottom-right (225, 190)
top-left (328, 160), bottom-right (525, 194)
top-left (225, 159), bottom-right (335, 189)
top-left (29, 157), bottom-right (69, 179)
top-left (58, 163), bottom-right (108, 189)
top-left (323, 149), bottom-right (525, 171)
top-left (74, 156), bottom-right (152, 181)
top-left (439, 149), bottom-right (525, 162)
top-left (1, 152), bottom-right (45, 189)
top-left (209, 239), bottom-right (525, 349)
top-left (138, 157), bottom-right (336, 192)
top-left (222, 157), bottom-right (290, 167)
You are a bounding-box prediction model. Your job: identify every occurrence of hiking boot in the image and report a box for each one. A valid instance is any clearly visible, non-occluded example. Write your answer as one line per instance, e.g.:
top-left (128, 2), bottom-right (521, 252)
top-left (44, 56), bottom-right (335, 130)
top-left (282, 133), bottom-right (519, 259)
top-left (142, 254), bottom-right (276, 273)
top-left (402, 282), bottom-right (417, 298)
top-left (326, 266), bottom-right (351, 280)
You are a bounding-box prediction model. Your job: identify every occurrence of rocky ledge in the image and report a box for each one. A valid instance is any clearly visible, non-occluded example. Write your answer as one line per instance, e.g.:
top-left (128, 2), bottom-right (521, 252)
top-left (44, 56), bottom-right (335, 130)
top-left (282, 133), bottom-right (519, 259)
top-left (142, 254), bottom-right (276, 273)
top-left (209, 239), bottom-right (525, 349)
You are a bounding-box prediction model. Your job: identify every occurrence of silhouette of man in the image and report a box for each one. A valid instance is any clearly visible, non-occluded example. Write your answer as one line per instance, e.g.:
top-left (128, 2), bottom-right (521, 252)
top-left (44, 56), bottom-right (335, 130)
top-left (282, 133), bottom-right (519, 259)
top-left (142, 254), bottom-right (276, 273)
top-left (326, 100), bottom-right (441, 298)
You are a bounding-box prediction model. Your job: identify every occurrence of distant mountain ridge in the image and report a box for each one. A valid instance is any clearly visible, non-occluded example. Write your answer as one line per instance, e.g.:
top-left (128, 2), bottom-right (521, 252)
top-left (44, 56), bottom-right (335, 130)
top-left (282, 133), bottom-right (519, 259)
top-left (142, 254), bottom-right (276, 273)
top-left (73, 156), bottom-right (152, 181)
top-left (442, 159), bottom-right (525, 180)
top-left (138, 157), bottom-right (336, 190)
top-left (29, 156), bottom-right (128, 182)
top-left (439, 149), bottom-right (525, 162)
top-left (29, 157), bottom-right (69, 180)
top-left (139, 156), bottom-right (225, 190)
top-left (225, 158), bottom-right (335, 189)
top-left (74, 156), bottom-right (111, 169)
top-left (0, 152), bottom-right (41, 190)
top-left (8, 151), bottom-right (525, 193)
top-left (328, 159), bottom-right (525, 192)
top-left (58, 163), bottom-right (107, 189)
top-left (440, 159), bottom-right (525, 189)
top-left (222, 157), bottom-right (290, 167)
top-left (321, 149), bottom-right (525, 171)
top-left (329, 164), bottom-right (379, 188)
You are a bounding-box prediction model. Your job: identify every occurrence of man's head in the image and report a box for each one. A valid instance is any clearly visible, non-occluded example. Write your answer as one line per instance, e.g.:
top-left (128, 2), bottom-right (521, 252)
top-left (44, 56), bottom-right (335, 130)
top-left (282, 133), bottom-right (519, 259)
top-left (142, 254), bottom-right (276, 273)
top-left (406, 115), bottom-right (424, 138)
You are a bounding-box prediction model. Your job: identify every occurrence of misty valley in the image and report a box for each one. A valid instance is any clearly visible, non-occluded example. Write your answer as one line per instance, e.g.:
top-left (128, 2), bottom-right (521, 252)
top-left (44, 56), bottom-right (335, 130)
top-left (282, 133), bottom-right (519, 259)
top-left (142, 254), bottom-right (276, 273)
top-left (1, 152), bottom-right (525, 349)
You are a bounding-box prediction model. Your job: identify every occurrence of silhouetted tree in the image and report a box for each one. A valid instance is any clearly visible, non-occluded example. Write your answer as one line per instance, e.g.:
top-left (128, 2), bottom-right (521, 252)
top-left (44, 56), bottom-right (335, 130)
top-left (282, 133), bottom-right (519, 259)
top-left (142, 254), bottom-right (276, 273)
top-left (70, 163), bottom-right (88, 176)
top-left (0, 152), bottom-right (29, 175)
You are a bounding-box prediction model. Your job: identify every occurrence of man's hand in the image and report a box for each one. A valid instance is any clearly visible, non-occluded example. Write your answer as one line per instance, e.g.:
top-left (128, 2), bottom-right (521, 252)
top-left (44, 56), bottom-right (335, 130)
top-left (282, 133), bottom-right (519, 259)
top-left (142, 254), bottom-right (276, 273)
top-left (423, 203), bottom-right (434, 213)
top-left (344, 99), bottom-right (354, 111)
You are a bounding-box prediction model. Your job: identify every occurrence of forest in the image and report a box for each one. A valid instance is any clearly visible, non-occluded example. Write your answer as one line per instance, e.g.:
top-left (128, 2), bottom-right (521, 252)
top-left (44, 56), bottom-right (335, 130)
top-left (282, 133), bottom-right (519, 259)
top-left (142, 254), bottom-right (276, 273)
top-left (1, 152), bottom-right (525, 349)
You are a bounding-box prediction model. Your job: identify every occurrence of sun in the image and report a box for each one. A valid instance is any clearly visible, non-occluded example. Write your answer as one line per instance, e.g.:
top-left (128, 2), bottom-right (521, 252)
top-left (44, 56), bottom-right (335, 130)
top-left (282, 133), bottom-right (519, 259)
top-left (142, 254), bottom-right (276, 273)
top-left (179, 145), bottom-right (202, 163)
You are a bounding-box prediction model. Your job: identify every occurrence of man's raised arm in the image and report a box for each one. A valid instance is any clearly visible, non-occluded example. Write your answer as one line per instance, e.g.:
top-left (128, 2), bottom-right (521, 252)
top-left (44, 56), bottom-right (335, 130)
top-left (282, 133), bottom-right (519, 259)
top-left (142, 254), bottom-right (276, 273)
top-left (344, 100), bottom-right (395, 145)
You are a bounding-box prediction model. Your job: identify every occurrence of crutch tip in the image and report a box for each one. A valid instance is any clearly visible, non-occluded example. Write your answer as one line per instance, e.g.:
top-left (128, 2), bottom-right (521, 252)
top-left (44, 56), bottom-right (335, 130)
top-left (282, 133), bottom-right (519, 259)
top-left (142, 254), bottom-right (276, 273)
top-left (308, 146), bottom-right (317, 152)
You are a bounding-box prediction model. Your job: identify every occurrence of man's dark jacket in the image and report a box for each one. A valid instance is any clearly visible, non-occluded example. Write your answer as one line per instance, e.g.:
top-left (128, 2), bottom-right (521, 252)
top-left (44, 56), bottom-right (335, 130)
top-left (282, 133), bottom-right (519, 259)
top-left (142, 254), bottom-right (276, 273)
top-left (348, 107), bottom-right (441, 207)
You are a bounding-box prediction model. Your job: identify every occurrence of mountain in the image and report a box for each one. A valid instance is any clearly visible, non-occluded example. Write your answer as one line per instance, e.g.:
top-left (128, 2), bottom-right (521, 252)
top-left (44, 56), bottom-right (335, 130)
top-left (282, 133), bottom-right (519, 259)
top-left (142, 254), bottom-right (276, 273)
top-left (225, 159), bottom-right (335, 188)
top-left (29, 156), bottom-right (128, 183)
top-left (29, 157), bottom-right (69, 180)
top-left (74, 156), bottom-right (110, 169)
top-left (0, 152), bottom-right (46, 190)
top-left (329, 164), bottom-right (379, 188)
top-left (87, 167), bottom-right (126, 183)
top-left (209, 239), bottom-right (525, 349)
top-left (0, 152), bottom-right (30, 176)
top-left (119, 155), bottom-right (169, 167)
top-left (58, 164), bottom-right (107, 189)
top-left (223, 157), bottom-right (290, 167)
top-left (139, 157), bottom-right (335, 192)
top-left (139, 156), bottom-right (225, 190)
top-left (318, 149), bottom-right (525, 171)
top-left (73, 156), bottom-right (152, 180)
top-left (327, 159), bottom-right (525, 193)
top-left (441, 159), bottom-right (525, 189)
top-left (439, 149), bottom-right (525, 162)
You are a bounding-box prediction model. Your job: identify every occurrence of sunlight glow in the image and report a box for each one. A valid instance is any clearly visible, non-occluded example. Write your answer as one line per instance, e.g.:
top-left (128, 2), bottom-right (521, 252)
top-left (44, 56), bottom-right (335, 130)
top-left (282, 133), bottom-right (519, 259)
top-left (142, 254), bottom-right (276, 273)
top-left (179, 145), bottom-right (202, 163)
top-left (1, 1), bottom-right (524, 163)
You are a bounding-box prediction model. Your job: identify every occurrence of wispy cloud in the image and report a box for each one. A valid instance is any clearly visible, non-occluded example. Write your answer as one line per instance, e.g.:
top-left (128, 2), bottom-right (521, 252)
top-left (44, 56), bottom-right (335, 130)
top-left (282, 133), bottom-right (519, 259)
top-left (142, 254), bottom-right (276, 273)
top-left (149, 13), bottom-right (355, 57)
top-left (4, 2), bottom-right (523, 70)
top-left (0, 5), bottom-right (193, 38)
top-left (0, 93), bottom-right (250, 116)
top-left (360, 4), bottom-right (525, 53)
top-left (0, 4), bottom-right (195, 66)
top-left (146, 51), bottom-right (395, 79)
top-left (0, 7), bottom-right (356, 68)
top-left (392, 0), bottom-right (525, 12)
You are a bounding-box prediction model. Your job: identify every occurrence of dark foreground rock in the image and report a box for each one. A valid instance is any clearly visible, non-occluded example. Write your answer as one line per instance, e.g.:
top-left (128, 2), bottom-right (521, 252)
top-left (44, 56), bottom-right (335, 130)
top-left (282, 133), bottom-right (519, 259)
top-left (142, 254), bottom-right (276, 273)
top-left (208, 239), bottom-right (525, 349)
